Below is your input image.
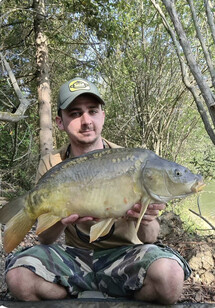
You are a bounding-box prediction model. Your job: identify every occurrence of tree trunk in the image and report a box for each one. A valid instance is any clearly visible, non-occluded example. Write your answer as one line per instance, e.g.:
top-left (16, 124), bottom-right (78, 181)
top-left (33, 0), bottom-right (53, 157)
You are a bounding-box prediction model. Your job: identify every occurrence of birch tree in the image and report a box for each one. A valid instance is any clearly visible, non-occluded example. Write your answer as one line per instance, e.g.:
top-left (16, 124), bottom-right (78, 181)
top-left (33, 0), bottom-right (53, 157)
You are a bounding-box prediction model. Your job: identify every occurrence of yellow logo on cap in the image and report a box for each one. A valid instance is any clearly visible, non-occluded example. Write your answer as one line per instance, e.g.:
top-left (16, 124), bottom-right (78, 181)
top-left (69, 80), bottom-right (90, 92)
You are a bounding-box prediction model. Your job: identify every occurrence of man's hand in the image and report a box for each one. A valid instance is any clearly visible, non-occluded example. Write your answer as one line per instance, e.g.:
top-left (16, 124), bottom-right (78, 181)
top-left (61, 214), bottom-right (95, 225)
top-left (126, 203), bottom-right (166, 243)
top-left (126, 203), bottom-right (166, 225)
top-left (39, 215), bottom-right (96, 245)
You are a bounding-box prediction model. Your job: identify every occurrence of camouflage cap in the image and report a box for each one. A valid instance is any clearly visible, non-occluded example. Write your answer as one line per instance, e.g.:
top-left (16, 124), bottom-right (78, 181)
top-left (57, 77), bottom-right (105, 111)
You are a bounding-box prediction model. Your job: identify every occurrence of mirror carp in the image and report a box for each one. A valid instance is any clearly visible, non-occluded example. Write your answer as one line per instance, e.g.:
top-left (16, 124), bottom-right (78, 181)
top-left (0, 148), bottom-right (205, 253)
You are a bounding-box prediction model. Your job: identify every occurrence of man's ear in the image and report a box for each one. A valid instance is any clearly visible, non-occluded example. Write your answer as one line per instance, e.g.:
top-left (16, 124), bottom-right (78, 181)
top-left (56, 115), bottom-right (64, 131)
top-left (102, 110), bottom-right (105, 124)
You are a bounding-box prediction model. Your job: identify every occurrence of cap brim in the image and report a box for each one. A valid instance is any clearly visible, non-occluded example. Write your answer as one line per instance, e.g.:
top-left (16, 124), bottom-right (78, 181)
top-left (60, 92), bottom-right (105, 110)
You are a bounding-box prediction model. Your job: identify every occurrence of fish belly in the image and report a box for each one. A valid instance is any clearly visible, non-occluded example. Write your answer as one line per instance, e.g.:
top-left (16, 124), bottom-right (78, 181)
top-left (41, 174), bottom-right (142, 219)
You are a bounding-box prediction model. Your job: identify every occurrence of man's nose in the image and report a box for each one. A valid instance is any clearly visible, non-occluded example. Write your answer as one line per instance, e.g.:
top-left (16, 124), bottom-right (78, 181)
top-left (81, 112), bottom-right (92, 124)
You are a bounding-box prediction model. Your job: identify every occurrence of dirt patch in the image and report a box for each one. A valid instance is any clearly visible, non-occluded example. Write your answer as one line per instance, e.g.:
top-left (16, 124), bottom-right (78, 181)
top-left (159, 212), bottom-right (215, 303)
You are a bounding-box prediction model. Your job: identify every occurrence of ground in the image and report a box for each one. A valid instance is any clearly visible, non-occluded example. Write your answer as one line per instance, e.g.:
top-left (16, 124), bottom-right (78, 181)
top-left (0, 212), bottom-right (214, 303)
top-left (159, 212), bottom-right (215, 304)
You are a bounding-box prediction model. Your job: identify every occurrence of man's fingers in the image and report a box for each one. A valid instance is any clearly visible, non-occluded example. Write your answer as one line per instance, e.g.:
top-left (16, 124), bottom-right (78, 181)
top-left (126, 209), bottom-right (140, 219)
top-left (132, 203), bottom-right (142, 211)
top-left (141, 214), bottom-right (155, 222)
top-left (61, 215), bottom-right (95, 225)
top-left (144, 209), bottom-right (159, 216)
top-left (61, 214), bottom-right (79, 225)
top-left (76, 216), bottom-right (95, 223)
top-left (148, 203), bottom-right (166, 211)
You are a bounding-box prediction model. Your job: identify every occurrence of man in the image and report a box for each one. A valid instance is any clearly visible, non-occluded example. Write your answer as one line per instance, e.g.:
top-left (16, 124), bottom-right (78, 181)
top-left (5, 77), bottom-right (191, 303)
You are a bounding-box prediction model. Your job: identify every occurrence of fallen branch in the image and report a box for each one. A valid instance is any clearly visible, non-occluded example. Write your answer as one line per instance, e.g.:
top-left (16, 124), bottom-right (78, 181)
top-left (189, 208), bottom-right (215, 231)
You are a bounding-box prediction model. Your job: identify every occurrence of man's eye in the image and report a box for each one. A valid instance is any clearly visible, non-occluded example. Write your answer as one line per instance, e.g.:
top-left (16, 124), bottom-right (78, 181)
top-left (70, 112), bottom-right (81, 118)
top-left (90, 109), bottom-right (98, 114)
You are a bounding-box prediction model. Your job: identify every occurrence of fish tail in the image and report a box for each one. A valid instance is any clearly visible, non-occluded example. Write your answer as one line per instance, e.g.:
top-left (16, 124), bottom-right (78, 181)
top-left (3, 208), bottom-right (35, 253)
top-left (0, 195), bottom-right (27, 224)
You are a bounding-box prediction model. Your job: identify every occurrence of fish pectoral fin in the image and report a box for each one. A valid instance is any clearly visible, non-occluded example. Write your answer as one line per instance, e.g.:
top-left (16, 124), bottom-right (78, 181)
top-left (36, 214), bottom-right (61, 235)
top-left (135, 197), bottom-right (151, 232)
top-left (90, 218), bottom-right (115, 243)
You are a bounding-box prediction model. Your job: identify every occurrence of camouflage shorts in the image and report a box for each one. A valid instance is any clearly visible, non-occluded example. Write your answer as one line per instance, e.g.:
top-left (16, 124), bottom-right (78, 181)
top-left (5, 243), bottom-right (191, 297)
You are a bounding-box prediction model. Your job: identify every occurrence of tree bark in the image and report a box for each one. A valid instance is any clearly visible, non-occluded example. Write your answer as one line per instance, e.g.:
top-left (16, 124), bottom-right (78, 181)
top-left (33, 0), bottom-right (53, 157)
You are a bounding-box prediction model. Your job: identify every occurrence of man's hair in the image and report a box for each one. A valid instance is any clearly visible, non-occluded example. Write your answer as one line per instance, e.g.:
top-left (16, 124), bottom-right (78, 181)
top-left (58, 109), bottom-right (62, 117)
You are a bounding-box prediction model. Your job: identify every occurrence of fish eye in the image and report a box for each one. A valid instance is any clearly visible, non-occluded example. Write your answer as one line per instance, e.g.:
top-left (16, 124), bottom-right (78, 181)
top-left (174, 169), bottom-right (182, 177)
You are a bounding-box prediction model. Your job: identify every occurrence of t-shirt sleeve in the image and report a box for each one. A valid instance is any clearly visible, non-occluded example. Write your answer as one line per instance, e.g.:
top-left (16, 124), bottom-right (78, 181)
top-left (35, 153), bottom-right (62, 183)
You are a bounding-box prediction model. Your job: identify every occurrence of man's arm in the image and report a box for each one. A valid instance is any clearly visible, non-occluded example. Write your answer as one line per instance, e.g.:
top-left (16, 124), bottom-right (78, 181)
top-left (38, 215), bottom-right (95, 244)
top-left (137, 219), bottom-right (160, 243)
top-left (126, 203), bottom-right (165, 243)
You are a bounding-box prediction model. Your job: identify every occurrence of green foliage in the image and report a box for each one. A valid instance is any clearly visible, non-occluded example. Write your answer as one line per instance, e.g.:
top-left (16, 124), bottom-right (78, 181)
top-left (0, 109), bottom-right (39, 197)
top-left (190, 149), bottom-right (215, 180)
top-left (96, 1), bottom-right (199, 161)
top-left (176, 120), bottom-right (215, 180)
top-left (1, 0), bottom-right (215, 201)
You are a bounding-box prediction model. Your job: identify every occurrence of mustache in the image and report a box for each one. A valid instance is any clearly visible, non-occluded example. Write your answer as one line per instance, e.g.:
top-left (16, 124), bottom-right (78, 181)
top-left (79, 126), bottom-right (94, 133)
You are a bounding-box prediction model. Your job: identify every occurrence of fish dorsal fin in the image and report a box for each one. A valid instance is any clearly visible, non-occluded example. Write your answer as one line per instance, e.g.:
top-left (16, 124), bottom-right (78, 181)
top-left (135, 197), bottom-right (151, 232)
top-left (36, 214), bottom-right (61, 235)
top-left (90, 218), bottom-right (115, 243)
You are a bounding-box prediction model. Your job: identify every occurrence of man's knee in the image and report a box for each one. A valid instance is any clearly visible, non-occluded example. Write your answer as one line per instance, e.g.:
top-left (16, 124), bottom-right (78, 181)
top-left (6, 267), bottom-right (68, 301)
top-left (6, 267), bottom-right (32, 287)
top-left (135, 258), bottom-right (184, 304)
top-left (6, 267), bottom-right (38, 301)
top-left (154, 258), bottom-right (184, 303)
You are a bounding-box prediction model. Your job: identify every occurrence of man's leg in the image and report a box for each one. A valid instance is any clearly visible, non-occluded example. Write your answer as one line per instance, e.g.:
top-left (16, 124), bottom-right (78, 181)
top-left (134, 258), bottom-right (184, 304)
top-left (5, 244), bottom-right (95, 301)
top-left (6, 267), bottom-right (68, 301)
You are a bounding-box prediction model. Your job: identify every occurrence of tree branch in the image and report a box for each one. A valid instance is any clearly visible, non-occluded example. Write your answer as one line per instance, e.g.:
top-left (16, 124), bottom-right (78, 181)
top-left (0, 53), bottom-right (31, 122)
top-left (162, 0), bottom-right (215, 114)
top-left (189, 195), bottom-right (215, 231)
top-left (188, 0), bottom-right (215, 88)
top-left (204, 0), bottom-right (215, 45)
top-left (150, 0), bottom-right (215, 145)
top-left (0, 112), bottom-right (27, 122)
top-left (189, 209), bottom-right (215, 231)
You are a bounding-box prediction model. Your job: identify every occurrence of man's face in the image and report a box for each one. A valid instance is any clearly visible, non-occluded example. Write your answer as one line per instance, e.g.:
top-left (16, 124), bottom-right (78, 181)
top-left (56, 95), bottom-right (105, 146)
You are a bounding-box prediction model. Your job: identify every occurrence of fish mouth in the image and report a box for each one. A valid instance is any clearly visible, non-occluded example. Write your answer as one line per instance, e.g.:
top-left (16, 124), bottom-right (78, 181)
top-left (191, 181), bottom-right (206, 193)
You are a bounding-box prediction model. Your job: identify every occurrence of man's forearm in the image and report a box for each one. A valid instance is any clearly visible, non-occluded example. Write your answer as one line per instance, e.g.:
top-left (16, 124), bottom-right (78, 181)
top-left (38, 221), bottom-right (66, 244)
top-left (137, 219), bottom-right (160, 243)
